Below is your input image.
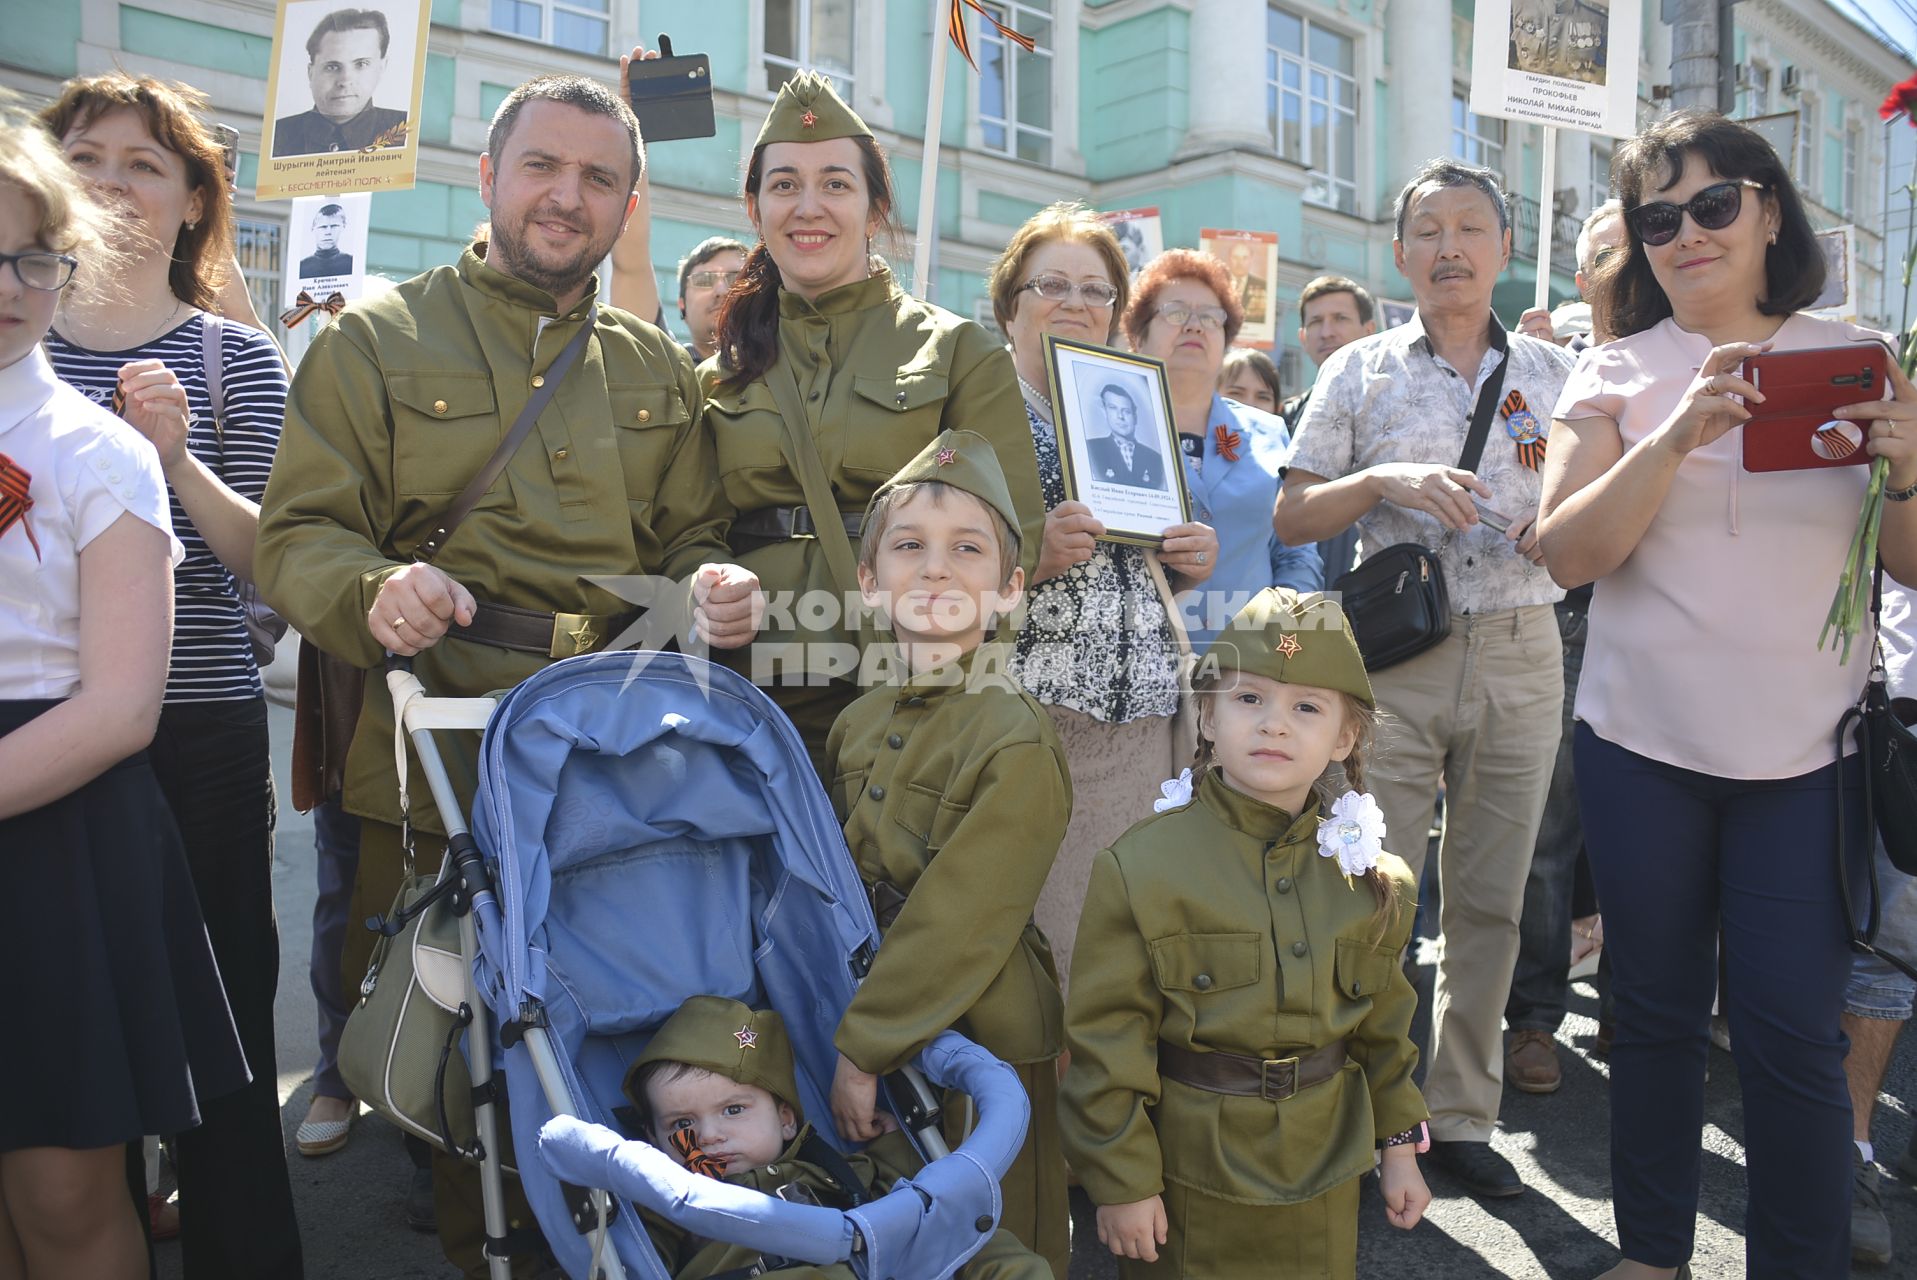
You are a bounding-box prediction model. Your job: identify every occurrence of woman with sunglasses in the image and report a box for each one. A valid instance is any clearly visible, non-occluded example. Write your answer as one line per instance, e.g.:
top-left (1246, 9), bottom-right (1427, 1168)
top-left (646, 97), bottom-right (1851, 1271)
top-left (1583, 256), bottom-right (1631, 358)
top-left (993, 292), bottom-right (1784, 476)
top-left (1124, 250), bottom-right (1321, 650)
top-left (984, 205), bottom-right (1216, 1009)
top-left (1539, 110), bottom-right (1917, 1280)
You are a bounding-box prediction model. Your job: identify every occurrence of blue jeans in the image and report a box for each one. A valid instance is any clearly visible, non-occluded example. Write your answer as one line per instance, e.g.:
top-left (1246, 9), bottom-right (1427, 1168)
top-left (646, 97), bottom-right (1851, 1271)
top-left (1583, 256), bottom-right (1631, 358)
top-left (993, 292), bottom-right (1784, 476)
top-left (1506, 600), bottom-right (1587, 1033)
top-left (1575, 723), bottom-right (1863, 1276)
top-left (309, 798), bottom-right (361, 1100)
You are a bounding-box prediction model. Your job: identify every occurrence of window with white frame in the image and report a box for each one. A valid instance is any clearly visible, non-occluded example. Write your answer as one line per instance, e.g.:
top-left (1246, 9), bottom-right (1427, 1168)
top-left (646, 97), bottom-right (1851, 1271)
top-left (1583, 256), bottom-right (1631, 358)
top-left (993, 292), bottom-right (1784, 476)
top-left (233, 216), bottom-right (283, 335)
top-left (1589, 140), bottom-right (1613, 216)
top-left (764, 0), bottom-right (855, 95)
top-left (1745, 62), bottom-right (1772, 117)
top-left (1450, 93), bottom-right (1505, 184)
top-left (1796, 96), bottom-right (1816, 187)
top-left (1267, 7), bottom-right (1358, 215)
top-left (978, 0), bottom-right (1053, 164)
top-left (1844, 122), bottom-right (1862, 218)
top-left (490, 0), bottom-right (607, 55)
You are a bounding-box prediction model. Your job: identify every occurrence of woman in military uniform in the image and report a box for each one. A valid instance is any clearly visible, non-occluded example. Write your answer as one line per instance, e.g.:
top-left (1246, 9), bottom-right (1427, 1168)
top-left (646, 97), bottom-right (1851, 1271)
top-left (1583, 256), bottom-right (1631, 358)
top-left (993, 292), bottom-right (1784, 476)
top-left (701, 72), bottom-right (1045, 765)
top-left (1061, 589), bottom-right (1432, 1278)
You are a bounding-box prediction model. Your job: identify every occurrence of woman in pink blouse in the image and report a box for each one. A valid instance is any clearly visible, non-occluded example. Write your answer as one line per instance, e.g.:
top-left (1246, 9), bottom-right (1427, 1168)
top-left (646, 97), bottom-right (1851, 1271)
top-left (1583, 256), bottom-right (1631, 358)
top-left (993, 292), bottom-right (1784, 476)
top-left (1539, 110), bottom-right (1917, 1280)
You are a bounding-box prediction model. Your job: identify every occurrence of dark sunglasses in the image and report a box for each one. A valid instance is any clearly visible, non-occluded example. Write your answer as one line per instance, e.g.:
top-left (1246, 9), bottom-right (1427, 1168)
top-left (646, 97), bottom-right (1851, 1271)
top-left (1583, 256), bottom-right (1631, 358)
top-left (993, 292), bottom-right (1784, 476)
top-left (1627, 179), bottom-right (1766, 247)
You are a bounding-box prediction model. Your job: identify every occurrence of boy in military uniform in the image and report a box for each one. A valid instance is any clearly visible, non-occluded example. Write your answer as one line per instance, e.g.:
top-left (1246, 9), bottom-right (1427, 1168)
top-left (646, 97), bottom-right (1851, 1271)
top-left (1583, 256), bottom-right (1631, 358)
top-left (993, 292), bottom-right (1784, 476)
top-left (1062, 589), bottom-right (1432, 1278)
top-left (542, 995), bottom-right (1049, 1279)
top-left (822, 430), bottom-right (1072, 1278)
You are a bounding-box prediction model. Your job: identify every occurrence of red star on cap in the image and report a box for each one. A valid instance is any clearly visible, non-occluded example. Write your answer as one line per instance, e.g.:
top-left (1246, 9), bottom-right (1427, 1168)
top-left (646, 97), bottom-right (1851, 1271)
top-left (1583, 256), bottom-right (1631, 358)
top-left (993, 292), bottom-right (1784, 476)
top-left (801, 109), bottom-right (818, 129)
top-left (735, 1025), bottom-right (758, 1050)
top-left (935, 447), bottom-right (957, 466)
top-left (1276, 633), bottom-right (1303, 659)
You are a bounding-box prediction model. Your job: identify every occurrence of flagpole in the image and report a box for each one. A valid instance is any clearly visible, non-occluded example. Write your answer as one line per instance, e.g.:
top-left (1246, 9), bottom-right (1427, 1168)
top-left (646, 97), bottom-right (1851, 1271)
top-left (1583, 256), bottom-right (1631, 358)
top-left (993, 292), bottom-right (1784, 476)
top-left (1535, 125), bottom-right (1557, 312)
top-left (912, 0), bottom-right (950, 301)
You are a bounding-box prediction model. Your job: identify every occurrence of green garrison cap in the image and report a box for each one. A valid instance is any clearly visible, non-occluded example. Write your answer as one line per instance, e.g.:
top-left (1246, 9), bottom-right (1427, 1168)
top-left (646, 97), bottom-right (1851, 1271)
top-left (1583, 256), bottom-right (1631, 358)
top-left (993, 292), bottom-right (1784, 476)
top-left (1201, 588), bottom-right (1375, 708)
top-left (625, 997), bottom-right (802, 1120)
top-left (868, 429), bottom-right (1023, 549)
top-left (755, 70), bottom-right (874, 148)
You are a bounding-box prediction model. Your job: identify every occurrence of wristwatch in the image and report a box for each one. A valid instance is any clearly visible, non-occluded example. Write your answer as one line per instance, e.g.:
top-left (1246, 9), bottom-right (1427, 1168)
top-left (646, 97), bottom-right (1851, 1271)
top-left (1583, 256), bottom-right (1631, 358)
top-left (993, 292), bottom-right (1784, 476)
top-left (1888, 475), bottom-right (1917, 503)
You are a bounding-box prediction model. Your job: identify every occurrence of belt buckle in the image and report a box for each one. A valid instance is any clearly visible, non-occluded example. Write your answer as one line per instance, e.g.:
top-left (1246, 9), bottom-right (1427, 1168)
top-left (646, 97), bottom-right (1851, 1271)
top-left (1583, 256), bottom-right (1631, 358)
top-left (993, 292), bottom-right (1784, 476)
top-left (551, 611), bottom-right (599, 659)
top-left (1260, 1055), bottom-right (1299, 1101)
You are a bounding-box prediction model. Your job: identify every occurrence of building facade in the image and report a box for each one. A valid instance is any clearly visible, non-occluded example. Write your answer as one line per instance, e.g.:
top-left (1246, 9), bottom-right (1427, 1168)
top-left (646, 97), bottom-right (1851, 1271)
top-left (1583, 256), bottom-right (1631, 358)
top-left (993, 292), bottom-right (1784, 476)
top-left (3, 0), bottom-right (1907, 381)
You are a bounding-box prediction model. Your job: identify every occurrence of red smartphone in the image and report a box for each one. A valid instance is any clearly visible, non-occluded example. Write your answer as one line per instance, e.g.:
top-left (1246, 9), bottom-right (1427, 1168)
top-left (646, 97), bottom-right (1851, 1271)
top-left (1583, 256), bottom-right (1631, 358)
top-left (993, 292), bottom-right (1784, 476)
top-left (1740, 341), bottom-right (1896, 473)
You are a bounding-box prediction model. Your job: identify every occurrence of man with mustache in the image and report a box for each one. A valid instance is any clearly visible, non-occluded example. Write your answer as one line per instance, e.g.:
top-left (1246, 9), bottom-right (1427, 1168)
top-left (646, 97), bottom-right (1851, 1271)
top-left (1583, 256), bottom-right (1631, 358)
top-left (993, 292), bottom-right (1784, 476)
top-left (271, 7), bottom-right (410, 157)
top-left (257, 70), bottom-right (760, 1277)
top-left (1275, 158), bottom-right (1573, 1202)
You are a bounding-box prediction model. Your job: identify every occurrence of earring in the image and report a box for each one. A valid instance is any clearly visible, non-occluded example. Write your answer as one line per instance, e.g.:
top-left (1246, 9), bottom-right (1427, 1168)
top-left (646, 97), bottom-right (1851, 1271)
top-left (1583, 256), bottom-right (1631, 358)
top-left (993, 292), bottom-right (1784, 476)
top-left (185, 221), bottom-right (198, 232)
top-left (1767, 229), bottom-right (1777, 245)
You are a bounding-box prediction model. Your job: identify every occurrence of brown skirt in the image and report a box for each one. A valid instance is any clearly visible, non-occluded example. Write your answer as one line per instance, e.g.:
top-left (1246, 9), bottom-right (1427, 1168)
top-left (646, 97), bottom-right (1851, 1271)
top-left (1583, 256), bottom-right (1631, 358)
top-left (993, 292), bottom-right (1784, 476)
top-left (1119, 1176), bottom-right (1361, 1280)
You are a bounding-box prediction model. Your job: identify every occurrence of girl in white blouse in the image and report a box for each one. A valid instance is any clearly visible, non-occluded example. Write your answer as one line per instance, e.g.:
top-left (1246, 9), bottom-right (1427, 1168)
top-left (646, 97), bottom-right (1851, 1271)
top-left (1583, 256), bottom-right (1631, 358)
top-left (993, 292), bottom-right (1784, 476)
top-left (0, 104), bottom-right (244, 1279)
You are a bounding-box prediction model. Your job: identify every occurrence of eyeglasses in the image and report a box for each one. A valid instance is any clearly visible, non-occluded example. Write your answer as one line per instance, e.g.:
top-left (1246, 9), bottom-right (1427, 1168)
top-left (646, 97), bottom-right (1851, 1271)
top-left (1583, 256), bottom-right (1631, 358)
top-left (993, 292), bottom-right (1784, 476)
top-left (1626, 179), bottom-right (1766, 247)
top-left (0, 250), bottom-right (77, 292)
top-left (1019, 275), bottom-right (1120, 308)
top-left (686, 270), bottom-right (742, 291)
top-left (1155, 301), bottom-right (1227, 332)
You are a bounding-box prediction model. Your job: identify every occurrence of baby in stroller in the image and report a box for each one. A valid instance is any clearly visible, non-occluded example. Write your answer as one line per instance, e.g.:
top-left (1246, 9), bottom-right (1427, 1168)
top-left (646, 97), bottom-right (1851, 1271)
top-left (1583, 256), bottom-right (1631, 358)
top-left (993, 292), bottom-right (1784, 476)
top-left (610, 996), bottom-right (1050, 1280)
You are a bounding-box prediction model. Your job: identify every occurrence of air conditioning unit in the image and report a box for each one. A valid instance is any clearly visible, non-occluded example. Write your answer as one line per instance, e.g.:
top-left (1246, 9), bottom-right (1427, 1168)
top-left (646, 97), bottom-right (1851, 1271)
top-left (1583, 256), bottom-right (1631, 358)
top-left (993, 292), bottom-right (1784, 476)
top-left (1782, 65), bottom-right (1802, 95)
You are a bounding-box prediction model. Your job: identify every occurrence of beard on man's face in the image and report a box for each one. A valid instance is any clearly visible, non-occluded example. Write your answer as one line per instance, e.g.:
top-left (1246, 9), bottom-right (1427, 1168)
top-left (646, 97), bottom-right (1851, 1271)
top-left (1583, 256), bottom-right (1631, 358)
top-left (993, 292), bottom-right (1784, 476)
top-left (489, 205), bottom-right (613, 299)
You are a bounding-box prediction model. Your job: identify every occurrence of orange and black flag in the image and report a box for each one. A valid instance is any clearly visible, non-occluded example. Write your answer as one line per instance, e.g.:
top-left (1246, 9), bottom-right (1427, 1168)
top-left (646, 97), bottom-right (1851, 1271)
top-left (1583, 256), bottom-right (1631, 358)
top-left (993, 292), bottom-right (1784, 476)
top-left (1502, 389), bottom-right (1547, 471)
top-left (948, 0), bottom-right (1036, 71)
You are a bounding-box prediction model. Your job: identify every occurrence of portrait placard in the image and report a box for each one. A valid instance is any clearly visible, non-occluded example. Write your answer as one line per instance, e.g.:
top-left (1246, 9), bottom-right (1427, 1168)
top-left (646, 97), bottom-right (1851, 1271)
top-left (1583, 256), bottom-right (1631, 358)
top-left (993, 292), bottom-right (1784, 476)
top-left (1043, 335), bottom-right (1192, 546)
top-left (258, 0), bottom-right (429, 199)
top-left (284, 192), bottom-right (371, 308)
top-left (1200, 228), bottom-right (1280, 350)
top-left (1469, 0), bottom-right (1642, 138)
top-left (1101, 207), bottom-right (1164, 279)
top-left (1378, 299), bottom-right (1417, 330)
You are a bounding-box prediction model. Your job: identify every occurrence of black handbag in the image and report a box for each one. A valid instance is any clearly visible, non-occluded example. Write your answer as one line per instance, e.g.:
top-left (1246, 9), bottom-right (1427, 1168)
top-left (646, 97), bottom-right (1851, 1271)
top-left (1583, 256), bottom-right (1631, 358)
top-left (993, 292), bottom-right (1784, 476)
top-left (1835, 564), bottom-right (1917, 982)
top-left (1333, 340), bottom-right (1510, 671)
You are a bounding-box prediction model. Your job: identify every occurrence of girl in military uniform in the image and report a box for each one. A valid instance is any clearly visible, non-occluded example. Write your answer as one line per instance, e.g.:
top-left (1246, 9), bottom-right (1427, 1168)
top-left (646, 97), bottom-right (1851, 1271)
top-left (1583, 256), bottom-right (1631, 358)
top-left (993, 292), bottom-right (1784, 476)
top-left (1061, 588), bottom-right (1432, 1278)
top-left (701, 72), bottom-right (1046, 769)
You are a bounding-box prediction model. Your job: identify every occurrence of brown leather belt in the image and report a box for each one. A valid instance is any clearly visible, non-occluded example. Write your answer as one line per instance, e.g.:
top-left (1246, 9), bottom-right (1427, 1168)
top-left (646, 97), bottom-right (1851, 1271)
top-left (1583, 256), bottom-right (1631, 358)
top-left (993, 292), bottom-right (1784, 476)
top-left (451, 601), bottom-right (643, 660)
top-left (1157, 1039), bottom-right (1350, 1102)
top-left (730, 505), bottom-right (864, 549)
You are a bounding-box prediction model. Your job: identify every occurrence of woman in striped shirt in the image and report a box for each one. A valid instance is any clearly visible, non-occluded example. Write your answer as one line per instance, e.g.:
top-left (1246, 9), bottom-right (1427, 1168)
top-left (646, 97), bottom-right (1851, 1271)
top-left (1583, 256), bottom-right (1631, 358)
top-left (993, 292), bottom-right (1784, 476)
top-left (40, 73), bottom-right (302, 1277)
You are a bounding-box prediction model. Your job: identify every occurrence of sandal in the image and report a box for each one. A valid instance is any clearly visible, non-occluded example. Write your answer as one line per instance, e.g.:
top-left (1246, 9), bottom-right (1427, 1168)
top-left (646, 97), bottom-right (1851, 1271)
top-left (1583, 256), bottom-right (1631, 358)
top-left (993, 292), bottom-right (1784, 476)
top-left (296, 1097), bottom-right (357, 1157)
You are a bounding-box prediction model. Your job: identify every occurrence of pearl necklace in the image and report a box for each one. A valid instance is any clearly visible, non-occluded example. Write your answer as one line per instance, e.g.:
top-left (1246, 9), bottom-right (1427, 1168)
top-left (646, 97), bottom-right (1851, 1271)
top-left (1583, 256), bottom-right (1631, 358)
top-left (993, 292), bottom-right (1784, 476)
top-left (1016, 372), bottom-right (1052, 418)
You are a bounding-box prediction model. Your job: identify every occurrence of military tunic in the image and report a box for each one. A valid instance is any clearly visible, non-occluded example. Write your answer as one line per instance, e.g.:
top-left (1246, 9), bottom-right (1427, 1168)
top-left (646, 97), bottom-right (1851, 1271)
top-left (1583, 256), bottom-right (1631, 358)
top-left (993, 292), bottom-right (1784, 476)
top-left (825, 643), bottom-right (1071, 1276)
top-left (256, 244), bottom-right (733, 834)
top-left (1061, 771), bottom-right (1427, 1278)
top-left (700, 270), bottom-right (1046, 755)
top-left (271, 104), bottom-right (409, 157)
top-left (646, 1128), bottom-right (1049, 1280)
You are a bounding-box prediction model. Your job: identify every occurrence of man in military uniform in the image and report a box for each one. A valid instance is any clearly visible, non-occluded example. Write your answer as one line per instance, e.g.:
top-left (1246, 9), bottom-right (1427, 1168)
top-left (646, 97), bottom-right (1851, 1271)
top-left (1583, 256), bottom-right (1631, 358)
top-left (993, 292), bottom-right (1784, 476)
top-left (1084, 383), bottom-right (1166, 491)
top-left (824, 431), bottom-right (1071, 1278)
top-left (256, 71), bottom-right (760, 1276)
top-left (271, 7), bottom-right (410, 157)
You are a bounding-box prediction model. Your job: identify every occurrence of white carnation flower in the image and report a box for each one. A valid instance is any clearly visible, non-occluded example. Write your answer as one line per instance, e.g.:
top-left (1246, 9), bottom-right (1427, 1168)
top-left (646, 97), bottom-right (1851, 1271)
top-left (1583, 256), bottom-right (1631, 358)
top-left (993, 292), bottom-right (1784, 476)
top-left (1317, 791), bottom-right (1387, 878)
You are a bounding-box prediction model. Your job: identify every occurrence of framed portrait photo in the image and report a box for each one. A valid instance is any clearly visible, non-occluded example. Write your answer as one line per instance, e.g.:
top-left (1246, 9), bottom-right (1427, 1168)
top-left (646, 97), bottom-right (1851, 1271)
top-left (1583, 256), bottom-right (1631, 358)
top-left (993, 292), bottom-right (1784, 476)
top-left (1042, 335), bottom-right (1193, 546)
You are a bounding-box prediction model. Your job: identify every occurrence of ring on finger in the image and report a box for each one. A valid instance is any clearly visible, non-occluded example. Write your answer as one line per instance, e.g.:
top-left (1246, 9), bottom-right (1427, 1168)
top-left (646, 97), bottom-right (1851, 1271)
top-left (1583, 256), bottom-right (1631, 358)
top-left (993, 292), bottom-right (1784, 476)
top-left (393, 615), bottom-right (411, 631)
top-left (1195, 550), bottom-right (1207, 565)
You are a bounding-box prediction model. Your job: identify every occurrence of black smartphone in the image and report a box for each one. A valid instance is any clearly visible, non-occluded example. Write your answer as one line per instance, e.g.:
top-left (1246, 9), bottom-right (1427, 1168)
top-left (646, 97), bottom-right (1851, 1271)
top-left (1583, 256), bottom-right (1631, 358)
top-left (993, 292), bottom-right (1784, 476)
top-left (627, 35), bottom-right (716, 143)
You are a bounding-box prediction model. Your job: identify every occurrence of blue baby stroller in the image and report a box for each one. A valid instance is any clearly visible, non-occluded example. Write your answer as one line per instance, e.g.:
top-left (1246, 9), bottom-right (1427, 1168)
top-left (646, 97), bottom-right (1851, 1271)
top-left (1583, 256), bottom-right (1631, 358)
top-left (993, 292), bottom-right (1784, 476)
top-left (386, 649), bottom-right (1031, 1280)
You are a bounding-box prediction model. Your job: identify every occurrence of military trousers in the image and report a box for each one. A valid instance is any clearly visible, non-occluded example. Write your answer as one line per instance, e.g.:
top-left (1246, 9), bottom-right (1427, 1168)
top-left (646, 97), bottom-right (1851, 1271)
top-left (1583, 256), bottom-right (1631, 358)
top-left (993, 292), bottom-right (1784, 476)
top-left (1119, 1175), bottom-right (1359, 1279)
top-left (1366, 604), bottom-right (1563, 1142)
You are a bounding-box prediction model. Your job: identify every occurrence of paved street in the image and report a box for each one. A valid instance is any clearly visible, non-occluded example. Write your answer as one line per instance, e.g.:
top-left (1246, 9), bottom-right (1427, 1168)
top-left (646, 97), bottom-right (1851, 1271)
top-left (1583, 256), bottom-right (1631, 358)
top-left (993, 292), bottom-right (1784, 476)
top-left (156, 698), bottom-right (1917, 1278)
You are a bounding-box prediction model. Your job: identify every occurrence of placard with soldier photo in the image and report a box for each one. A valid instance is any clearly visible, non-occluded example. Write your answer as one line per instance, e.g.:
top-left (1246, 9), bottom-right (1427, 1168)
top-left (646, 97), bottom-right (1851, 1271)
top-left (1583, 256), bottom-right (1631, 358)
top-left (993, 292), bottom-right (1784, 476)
top-left (284, 192), bottom-right (371, 310)
top-left (1200, 228), bottom-right (1279, 350)
top-left (1469, 0), bottom-right (1642, 137)
top-left (1100, 207), bottom-right (1164, 279)
top-left (258, 0), bottom-right (429, 199)
top-left (1042, 335), bottom-right (1192, 546)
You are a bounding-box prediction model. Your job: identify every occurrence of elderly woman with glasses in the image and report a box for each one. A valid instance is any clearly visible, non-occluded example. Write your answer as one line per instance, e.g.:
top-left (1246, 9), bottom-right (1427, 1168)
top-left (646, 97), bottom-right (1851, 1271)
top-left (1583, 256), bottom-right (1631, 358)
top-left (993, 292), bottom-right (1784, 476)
top-left (986, 204), bottom-right (1216, 1007)
top-left (1124, 250), bottom-right (1321, 650)
top-left (1539, 110), bottom-right (1917, 1280)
